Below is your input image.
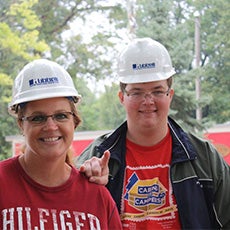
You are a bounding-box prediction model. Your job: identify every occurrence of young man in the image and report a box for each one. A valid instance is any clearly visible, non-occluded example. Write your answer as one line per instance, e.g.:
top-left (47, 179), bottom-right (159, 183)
top-left (76, 38), bottom-right (230, 229)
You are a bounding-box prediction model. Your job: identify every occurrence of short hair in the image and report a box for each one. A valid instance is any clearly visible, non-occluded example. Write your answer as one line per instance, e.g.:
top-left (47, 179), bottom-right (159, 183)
top-left (119, 76), bottom-right (173, 92)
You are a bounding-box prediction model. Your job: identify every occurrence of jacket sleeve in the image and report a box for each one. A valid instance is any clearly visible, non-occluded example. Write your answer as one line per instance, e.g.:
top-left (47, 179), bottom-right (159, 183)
top-left (189, 133), bottom-right (230, 228)
top-left (208, 143), bottom-right (230, 228)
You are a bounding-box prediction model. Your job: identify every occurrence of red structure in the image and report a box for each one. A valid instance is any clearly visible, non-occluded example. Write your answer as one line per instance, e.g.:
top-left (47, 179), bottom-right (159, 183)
top-left (6, 130), bottom-right (110, 157)
top-left (6, 124), bottom-right (230, 165)
top-left (204, 123), bottom-right (230, 165)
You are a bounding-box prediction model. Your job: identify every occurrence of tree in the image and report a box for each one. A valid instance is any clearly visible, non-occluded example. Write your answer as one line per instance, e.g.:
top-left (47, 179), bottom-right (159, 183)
top-left (134, 0), bottom-right (229, 130)
top-left (131, 0), bottom-right (198, 130)
top-left (1, 0), bottom-right (229, 159)
top-left (0, 0), bottom-right (125, 158)
top-left (95, 83), bottom-right (126, 130)
top-left (194, 0), bottom-right (230, 123)
top-left (0, 0), bottom-right (49, 158)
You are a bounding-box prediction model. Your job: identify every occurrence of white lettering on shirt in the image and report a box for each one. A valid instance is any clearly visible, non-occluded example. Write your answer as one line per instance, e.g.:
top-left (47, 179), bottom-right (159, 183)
top-left (2, 207), bottom-right (101, 230)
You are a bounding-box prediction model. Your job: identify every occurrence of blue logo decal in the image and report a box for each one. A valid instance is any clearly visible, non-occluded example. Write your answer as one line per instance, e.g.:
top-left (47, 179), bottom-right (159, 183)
top-left (132, 62), bottom-right (155, 70)
top-left (29, 77), bottom-right (59, 87)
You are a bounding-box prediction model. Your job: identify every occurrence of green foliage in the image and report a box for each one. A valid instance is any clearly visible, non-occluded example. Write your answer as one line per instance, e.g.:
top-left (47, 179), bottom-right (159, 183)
top-left (9, 0), bottom-right (41, 29)
top-left (190, 0), bottom-right (230, 124)
top-left (1, 0), bottom-right (49, 60)
top-left (95, 83), bottom-right (126, 130)
top-left (0, 0), bottom-right (229, 159)
top-left (0, 0), bottom-right (50, 158)
top-left (134, 0), bottom-right (196, 131)
top-left (135, 0), bottom-right (229, 131)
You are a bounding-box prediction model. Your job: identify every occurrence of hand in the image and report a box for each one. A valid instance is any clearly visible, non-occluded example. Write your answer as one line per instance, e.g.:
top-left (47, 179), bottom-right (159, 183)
top-left (79, 150), bottom-right (110, 185)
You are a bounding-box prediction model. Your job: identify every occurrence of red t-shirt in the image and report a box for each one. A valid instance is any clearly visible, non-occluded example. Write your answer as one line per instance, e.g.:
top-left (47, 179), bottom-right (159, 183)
top-left (0, 156), bottom-right (122, 230)
top-left (121, 130), bottom-right (181, 229)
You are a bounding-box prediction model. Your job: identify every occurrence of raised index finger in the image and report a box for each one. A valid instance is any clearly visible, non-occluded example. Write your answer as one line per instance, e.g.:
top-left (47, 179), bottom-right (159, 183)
top-left (100, 150), bottom-right (110, 168)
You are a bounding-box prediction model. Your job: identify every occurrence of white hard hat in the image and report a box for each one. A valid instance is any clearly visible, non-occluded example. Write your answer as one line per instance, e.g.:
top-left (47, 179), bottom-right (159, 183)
top-left (117, 37), bottom-right (176, 83)
top-left (9, 59), bottom-right (81, 116)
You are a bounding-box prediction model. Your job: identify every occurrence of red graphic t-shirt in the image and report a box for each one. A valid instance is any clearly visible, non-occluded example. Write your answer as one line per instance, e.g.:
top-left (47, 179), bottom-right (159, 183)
top-left (121, 129), bottom-right (181, 229)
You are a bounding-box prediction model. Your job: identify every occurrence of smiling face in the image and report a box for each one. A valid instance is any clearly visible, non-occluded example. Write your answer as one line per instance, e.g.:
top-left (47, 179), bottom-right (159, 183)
top-left (18, 97), bottom-right (76, 161)
top-left (119, 80), bottom-right (174, 134)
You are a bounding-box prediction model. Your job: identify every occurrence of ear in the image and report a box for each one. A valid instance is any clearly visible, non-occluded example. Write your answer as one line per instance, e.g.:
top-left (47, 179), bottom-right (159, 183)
top-left (118, 91), bottom-right (124, 104)
top-left (169, 88), bottom-right (174, 101)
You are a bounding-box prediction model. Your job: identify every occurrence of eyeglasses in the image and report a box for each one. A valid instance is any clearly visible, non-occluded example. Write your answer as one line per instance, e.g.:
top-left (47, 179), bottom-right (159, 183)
top-left (21, 112), bottom-right (75, 125)
top-left (124, 88), bottom-right (170, 102)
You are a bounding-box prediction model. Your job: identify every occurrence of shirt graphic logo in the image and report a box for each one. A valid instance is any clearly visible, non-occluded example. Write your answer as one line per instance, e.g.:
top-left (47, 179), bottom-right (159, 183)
top-left (124, 172), bottom-right (166, 212)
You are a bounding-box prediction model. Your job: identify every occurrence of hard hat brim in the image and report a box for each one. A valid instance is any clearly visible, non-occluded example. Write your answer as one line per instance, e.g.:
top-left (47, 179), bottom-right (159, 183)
top-left (8, 87), bottom-right (81, 117)
top-left (118, 70), bottom-right (176, 84)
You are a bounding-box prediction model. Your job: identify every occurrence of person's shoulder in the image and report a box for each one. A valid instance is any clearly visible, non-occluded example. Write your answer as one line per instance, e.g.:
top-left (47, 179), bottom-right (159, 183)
top-left (72, 167), bottom-right (98, 185)
top-left (0, 156), bottom-right (18, 178)
top-left (187, 132), bottom-right (213, 151)
top-left (72, 167), bottom-right (110, 191)
top-left (0, 156), bottom-right (17, 167)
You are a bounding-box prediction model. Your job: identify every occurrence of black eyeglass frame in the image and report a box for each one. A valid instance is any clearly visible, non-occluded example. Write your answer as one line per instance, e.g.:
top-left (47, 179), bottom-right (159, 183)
top-left (20, 111), bottom-right (75, 124)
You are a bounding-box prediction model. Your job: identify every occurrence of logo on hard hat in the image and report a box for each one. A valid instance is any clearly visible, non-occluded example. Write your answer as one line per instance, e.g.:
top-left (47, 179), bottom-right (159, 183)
top-left (132, 62), bottom-right (155, 71)
top-left (29, 77), bottom-right (59, 87)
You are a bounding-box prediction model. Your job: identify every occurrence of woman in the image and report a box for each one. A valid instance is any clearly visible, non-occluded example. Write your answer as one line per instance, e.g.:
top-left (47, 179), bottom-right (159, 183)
top-left (0, 59), bottom-right (122, 229)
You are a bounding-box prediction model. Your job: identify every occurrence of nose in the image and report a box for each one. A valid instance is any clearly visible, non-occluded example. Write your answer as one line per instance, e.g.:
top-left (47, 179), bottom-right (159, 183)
top-left (144, 93), bottom-right (154, 99)
top-left (143, 93), bottom-right (155, 103)
top-left (43, 116), bottom-right (58, 130)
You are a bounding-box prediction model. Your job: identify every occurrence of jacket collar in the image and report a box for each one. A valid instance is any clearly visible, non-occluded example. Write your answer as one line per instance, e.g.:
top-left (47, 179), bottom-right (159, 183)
top-left (97, 122), bottom-right (127, 163)
top-left (168, 117), bottom-right (197, 163)
top-left (97, 117), bottom-right (197, 163)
